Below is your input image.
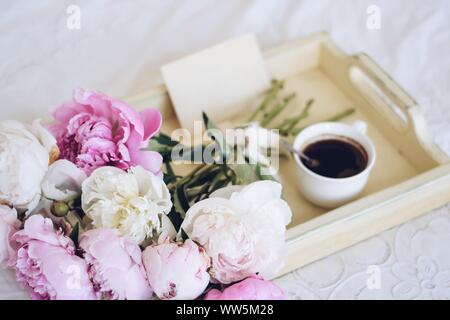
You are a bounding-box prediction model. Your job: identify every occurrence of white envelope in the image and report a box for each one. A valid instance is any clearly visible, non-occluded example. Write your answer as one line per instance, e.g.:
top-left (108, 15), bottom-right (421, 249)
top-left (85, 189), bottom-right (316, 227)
top-left (161, 34), bottom-right (270, 132)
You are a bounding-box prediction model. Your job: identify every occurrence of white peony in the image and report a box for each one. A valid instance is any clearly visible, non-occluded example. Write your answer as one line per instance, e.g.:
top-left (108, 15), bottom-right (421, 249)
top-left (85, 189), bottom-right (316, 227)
top-left (243, 124), bottom-right (280, 166)
top-left (179, 181), bottom-right (292, 284)
top-left (230, 124), bottom-right (280, 175)
top-left (0, 120), bottom-right (58, 212)
top-left (41, 159), bottom-right (87, 202)
top-left (81, 166), bottom-right (172, 244)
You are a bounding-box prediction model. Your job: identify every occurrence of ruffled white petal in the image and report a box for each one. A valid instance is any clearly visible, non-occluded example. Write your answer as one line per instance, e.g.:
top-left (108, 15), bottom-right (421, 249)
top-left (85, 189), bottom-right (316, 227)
top-left (41, 160), bottom-right (86, 201)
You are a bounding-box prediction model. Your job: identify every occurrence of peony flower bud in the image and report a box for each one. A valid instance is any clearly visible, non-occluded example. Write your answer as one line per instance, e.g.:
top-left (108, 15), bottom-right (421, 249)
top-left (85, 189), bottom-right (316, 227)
top-left (51, 202), bottom-right (69, 217)
top-left (142, 239), bottom-right (210, 300)
top-left (204, 275), bottom-right (285, 300)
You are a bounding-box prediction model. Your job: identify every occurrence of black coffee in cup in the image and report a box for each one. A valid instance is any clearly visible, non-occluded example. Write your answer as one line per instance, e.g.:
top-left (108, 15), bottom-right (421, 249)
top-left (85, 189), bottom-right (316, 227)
top-left (301, 136), bottom-right (368, 178)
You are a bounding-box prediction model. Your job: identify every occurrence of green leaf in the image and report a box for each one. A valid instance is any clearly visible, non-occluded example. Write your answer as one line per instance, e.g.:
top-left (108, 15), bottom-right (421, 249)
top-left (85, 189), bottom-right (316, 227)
top-left (152, 132), bottom-right (179, 147)
top-left (69, 223), bottom-right (79, 247)
top-left (173, 186), bottom-right (190, 217)
top-left (148, 133), bottom-right (181, 162)
top-left (255, 163), bottom-right (278, 182)
top-left (163, 162), bottom-right (178, 185)
top-left (202, 111), bottom-right (230, 164)
top-left (229, 163), bottom-right (259, 185)
top-left (202, 111), bottom-right (217, 131)
top-left (147, 140), bottom-right (174, 161)
top-left (208, 176), bottom-right (231, 195)
top-left (163, 173), bottom-right (177, 185)
top-left (178, 144), bottom-right (206, 163)
top-left (186, 166), bottom-right (222, 188)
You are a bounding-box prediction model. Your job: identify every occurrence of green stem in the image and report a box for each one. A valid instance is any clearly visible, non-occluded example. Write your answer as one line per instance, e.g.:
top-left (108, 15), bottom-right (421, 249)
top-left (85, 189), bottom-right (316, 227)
top-left (326, 108), bottom-right (355, 122)
top-left (169, 163), bottom-right (208, 190)
top-left (260, 93), bottom-right (296, 127)
top-left (248, 79), bottom-right (284, 121)
top-left (290, 108), bottom-right (355, 136)
top-left (275, 98), bottom-right (314, 135)
top-left (165, 161), bottom-right (175, 179)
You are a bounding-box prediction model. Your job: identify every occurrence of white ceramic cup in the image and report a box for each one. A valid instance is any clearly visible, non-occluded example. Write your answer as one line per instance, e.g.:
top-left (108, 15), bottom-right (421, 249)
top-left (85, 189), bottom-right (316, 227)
top-left (292, 121), bottom-right (376, 208)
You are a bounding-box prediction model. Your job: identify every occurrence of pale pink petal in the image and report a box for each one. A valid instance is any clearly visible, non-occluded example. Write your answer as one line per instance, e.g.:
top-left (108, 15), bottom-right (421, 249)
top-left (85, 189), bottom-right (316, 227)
top-left (111, 99), bottom-right (144, 138)
top-left (142, 239), bottom-right (209, 300)
top-left (140, 108), bottom-right (162, 140)
top-left (204, 275), bottom-right (285, 300)
top-left (10, 215), bottom-right (95, 300)
top-left (52, 102), bottom-right (90, 123)
top-left (131, 150), bottom-right (163, 175)
top-left (79, 228), bottom-right (152, 300)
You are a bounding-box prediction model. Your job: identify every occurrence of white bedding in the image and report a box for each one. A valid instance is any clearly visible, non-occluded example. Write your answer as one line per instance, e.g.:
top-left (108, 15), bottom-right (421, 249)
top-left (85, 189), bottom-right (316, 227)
top-left (0, 0), bottom-right (449, 299)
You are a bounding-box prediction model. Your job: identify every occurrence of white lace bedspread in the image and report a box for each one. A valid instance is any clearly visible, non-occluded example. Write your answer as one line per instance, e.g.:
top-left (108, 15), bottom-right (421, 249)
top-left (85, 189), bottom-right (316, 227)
top-left (0, 0), bottom-right (449, 300)
top-left (275, 204), bottom-right (450, 299)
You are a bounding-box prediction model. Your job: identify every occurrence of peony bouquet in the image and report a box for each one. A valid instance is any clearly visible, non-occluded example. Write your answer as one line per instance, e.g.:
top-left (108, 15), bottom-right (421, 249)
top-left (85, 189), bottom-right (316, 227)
top-left (0, 88), bottom-right (296, 300)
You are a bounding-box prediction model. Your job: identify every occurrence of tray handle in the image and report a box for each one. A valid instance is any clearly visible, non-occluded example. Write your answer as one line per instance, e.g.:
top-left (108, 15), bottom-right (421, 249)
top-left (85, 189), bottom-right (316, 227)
top-left (350, 53), bottom-right (419, 133)
top-left (350, 53), bottom-right (448, 165)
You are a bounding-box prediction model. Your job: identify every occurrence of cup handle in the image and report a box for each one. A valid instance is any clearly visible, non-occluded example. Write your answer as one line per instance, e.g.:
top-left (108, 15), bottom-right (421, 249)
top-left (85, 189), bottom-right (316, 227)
top-left (351, 120), bottom-right (368, 134)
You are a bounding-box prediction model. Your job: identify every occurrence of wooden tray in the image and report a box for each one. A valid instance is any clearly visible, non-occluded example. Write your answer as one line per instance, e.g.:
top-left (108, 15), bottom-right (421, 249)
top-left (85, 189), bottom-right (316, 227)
top-left (125, 32), bottom-right (450, 277)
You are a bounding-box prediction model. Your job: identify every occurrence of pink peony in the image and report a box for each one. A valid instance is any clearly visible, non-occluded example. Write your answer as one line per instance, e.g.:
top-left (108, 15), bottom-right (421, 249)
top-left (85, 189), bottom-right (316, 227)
top-left (49, 88), bottom-right (163, 176)
top-left (180, 181), bottom-right (292, 284)
top-left (204, 275), bottom-right (285, 300)
top-left (142, 239), bottom-right (210, 300)
top-left (10, 215), bottom-right (96, 300)
top-left (0, 205), bottom-right (20, 267)
top-left (79, 228), bottom-right (152, 300)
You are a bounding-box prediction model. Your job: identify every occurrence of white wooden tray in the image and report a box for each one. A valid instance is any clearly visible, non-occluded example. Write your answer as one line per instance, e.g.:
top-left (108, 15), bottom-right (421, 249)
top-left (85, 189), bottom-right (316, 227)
top-left (125, 32), bottom-right (450, 277)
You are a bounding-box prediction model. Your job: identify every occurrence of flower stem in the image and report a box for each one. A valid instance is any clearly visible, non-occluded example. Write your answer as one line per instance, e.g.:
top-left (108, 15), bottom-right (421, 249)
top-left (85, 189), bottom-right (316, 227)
top-left (248, 79), bottom-right (284, 121)
top-left (260, 93), bottom-right (296, 127)
top-left (290, 108), bottom-right (355, 136)
top-left (325, 108), bottom-right (355, 122)
top-left (275, 98), bottom-right (314, 135)
top-left (168, 163), bottom-right (209, 190)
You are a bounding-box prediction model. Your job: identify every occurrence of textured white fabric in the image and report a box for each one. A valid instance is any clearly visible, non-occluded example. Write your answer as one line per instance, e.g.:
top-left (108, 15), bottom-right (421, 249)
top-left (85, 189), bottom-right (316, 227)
top-left (0, 0), bottom-right (449, 300)
top-left (275, 203), bottom-right (450, 300)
